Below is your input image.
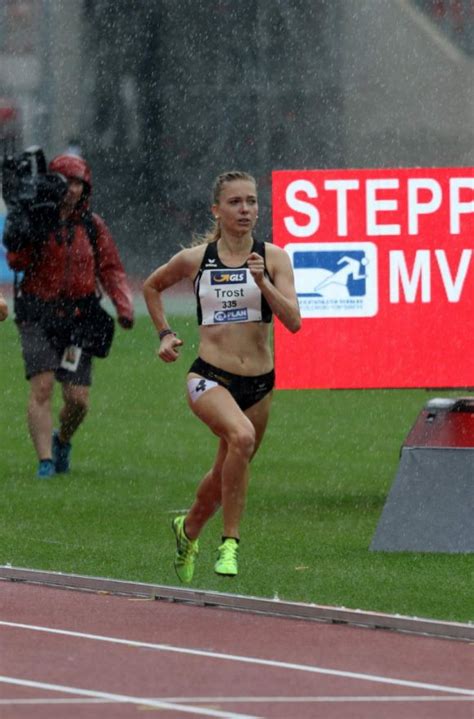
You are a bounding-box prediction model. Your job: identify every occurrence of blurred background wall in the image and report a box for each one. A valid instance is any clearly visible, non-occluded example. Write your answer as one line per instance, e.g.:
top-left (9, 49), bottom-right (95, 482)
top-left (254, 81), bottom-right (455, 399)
top-left (0, 0), bottom-right (473, 279)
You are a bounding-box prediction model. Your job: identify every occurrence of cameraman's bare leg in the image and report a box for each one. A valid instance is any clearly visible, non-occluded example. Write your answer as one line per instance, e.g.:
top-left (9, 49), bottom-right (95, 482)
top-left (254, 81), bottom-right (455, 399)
top-left (28, 372), bottom-right (55, 459)
top-left (58, 384), bottom-right (89, 443)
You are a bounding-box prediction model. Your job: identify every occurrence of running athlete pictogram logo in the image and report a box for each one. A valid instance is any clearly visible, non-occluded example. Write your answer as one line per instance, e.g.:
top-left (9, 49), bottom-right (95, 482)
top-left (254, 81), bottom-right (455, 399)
top-left (285, 242), bottom-right (378, 318)
top-left (312, 255), bottom-right (368, 298)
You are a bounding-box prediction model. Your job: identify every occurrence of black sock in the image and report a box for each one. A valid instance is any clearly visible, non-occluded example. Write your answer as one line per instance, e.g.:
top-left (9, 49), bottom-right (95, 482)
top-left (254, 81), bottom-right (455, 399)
top-left (222, 536), bottom-right (239, 544)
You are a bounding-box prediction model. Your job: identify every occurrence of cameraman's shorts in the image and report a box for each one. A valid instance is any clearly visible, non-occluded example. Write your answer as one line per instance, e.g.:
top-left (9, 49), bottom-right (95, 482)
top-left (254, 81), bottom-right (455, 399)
top-left (18, 322), bottom-right (93, 386)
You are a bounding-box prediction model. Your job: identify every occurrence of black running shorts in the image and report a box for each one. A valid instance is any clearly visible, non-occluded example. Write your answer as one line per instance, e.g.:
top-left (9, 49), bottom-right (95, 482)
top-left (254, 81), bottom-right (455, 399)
top-left (188, 357), bottom-right (274, 411)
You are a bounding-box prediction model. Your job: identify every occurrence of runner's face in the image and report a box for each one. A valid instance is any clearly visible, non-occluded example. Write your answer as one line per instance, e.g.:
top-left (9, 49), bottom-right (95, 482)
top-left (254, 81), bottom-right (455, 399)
top-left (213, 179), bottom-right (258, 236)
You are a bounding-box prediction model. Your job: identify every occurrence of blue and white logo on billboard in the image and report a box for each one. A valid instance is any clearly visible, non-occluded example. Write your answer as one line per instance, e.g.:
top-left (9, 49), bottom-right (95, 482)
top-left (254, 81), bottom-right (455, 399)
top-left (285, 242), bottom-right (378, 318)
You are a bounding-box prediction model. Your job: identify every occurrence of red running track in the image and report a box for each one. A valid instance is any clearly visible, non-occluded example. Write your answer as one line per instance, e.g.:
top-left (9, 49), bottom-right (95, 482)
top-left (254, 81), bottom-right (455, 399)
top-left (0, 581), bottom-right (473, 719)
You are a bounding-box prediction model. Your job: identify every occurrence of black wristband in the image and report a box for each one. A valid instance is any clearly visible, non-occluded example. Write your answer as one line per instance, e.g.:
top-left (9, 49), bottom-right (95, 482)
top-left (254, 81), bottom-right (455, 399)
top-left (159, 328), bottom-right (175, 340)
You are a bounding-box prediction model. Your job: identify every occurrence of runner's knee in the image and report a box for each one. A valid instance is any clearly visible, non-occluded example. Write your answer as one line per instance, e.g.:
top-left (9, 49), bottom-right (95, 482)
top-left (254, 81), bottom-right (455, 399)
top-left (228, 423), bottom-right (256, 459)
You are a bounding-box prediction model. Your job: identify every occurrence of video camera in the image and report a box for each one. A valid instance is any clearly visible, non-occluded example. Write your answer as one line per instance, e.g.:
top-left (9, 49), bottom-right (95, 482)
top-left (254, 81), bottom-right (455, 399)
top-left (1, 142), bottom-right (67, 224)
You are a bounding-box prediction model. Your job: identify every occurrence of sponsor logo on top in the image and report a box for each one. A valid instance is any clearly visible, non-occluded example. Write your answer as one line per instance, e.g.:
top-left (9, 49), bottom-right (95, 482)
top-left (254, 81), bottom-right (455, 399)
top-left (285, 242), bottom-right (378, 318)
top-left (214, 308), bottom-right (248, 323)
top-left (211, 270), bottom-right (247, 285)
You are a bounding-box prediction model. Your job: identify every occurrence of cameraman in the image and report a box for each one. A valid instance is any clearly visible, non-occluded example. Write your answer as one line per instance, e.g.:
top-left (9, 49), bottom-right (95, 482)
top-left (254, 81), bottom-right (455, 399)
top-left (3, 152), bottom-right (134, 478)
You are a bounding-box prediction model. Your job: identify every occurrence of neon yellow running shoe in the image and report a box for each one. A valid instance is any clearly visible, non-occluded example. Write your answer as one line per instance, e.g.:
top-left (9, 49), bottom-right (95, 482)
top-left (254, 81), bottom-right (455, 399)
top-left (172, 516), bottom-right (199, 584)
top-left (214, 538), bottom-right (239, 577)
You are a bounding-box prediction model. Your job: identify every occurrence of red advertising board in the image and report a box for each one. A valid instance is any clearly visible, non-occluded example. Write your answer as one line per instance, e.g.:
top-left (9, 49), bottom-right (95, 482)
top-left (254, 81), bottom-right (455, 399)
top-left (272, 168), bottom-right (474, 389)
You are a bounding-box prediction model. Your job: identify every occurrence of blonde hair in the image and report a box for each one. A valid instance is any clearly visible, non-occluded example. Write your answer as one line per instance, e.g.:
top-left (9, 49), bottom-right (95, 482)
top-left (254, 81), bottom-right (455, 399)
top-left (192, 170), bottom-right (257, 245)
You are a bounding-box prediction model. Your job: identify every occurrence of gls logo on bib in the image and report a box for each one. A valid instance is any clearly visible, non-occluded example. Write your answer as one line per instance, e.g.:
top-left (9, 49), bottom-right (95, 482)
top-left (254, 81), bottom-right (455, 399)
top-left (211, 271), bottom-right (247, 285)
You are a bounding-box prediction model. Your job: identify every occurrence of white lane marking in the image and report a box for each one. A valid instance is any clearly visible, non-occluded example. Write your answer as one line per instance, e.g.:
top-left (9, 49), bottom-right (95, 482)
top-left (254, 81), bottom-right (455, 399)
top-left (0, 677), bottom-right (260, 719)
top-left (166, 695), bottom-right (474, 703)
top-left (1, 620), bottom-right (473, 697)
top-left (1, 695), bottom-right (474, 706)
top-left (0, 698), bottom-right (109, 705)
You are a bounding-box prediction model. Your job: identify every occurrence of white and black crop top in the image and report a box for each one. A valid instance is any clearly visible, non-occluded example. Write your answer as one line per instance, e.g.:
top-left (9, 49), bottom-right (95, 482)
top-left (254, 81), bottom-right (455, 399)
top-left (194, 239), bottom-right (273, 326)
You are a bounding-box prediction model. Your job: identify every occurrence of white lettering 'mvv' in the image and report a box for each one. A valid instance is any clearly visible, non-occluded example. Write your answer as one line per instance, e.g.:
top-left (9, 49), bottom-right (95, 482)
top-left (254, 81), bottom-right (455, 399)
top-left (435, 249), bottom-right (472, 302)
top-left (390, 250), bottom-right (472, 303)
top-left (390, 250), bottom-right (430, 303)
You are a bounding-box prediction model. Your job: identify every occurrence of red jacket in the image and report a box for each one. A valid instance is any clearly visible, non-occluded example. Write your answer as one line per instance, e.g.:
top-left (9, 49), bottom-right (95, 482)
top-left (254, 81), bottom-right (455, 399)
top-left (7, 213), bottom-right (134, 323)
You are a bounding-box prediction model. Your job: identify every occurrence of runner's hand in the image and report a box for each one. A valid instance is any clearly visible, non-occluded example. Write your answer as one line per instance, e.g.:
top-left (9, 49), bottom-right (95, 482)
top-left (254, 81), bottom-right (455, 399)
top-left (158, 334), bottom-right (183, 363)
top-left (247, 252), bottom-right (265, 286)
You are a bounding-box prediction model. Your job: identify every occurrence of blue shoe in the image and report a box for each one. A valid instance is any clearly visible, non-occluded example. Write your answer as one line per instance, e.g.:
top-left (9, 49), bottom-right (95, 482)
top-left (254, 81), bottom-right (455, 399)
top-left (37, 459), bottom-right (55, 479)
top-left (52, 430), bottom-right (71, 474)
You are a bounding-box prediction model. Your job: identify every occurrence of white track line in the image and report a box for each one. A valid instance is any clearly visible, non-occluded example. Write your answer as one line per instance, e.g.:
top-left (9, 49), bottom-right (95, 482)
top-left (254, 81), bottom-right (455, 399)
top-left (1, 695), bottom-right (474, 706)
top-left (173, 695), bottom-right (474, 703)
top-left (0, 677), bottom-right (260, 719)
top-left (1, 620), bottom-right (473, 696)
top-left (0, 698), bottom-right (109, 704)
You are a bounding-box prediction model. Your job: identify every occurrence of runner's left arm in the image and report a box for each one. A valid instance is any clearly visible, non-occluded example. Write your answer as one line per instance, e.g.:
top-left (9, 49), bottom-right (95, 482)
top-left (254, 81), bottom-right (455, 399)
top-left (247, 244), bottom-right (301, 333)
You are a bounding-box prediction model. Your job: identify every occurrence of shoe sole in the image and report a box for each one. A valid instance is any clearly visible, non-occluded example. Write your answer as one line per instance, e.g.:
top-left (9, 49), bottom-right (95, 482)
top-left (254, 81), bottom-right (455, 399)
top-left (215, 572), bottom-right (237, 577)
top-left (214, 566), bottom-right (238, 577)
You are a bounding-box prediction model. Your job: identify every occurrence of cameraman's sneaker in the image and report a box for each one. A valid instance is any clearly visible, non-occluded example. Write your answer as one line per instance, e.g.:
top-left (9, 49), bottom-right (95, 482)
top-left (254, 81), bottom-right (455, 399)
top-left (172, 516), bottom-right (199, 584)
top-left (37, 459), bottom-right (55, 479)
top-left (52, 430), bottom-right (71, 474)
top-left (214, 538), bottom-right (239, 577)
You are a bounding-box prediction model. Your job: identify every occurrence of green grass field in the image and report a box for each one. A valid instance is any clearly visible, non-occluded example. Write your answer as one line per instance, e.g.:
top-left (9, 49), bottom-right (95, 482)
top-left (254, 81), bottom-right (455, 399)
top-left (1, 314), bottom-right (473, 623)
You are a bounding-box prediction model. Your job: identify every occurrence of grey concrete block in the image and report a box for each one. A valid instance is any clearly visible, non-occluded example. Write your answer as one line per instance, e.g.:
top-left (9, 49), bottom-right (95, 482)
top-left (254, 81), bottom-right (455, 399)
top-left (371, 446), bottom-right (474, 553)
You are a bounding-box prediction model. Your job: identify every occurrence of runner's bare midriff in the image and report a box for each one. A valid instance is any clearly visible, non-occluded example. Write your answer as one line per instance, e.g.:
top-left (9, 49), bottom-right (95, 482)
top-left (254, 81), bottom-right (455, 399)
top-left (197, 322), bottom-right (273, 376)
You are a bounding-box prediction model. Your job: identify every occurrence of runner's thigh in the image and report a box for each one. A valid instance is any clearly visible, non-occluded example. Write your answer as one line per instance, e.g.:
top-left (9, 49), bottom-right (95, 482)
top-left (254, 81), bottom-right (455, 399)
top-left (187, 380), bottom-right (254, 440)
